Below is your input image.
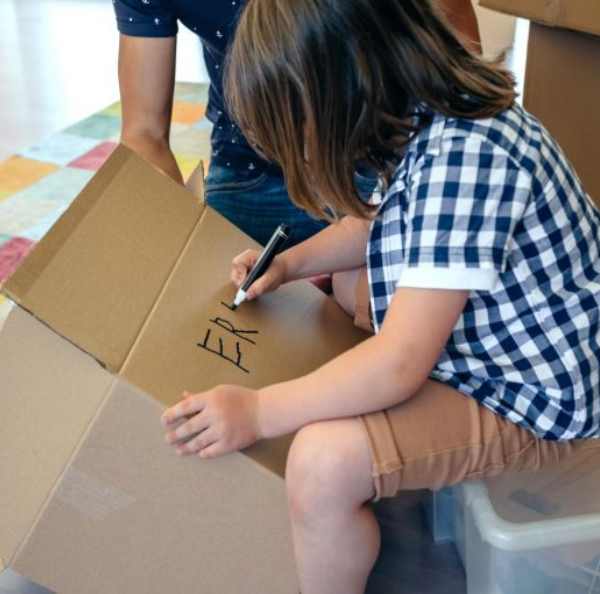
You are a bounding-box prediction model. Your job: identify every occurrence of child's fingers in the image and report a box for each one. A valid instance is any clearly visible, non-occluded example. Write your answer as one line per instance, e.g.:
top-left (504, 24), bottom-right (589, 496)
top-left (231, 250), bottom-right (259, 287)
top-left (176, 427), bottom-right (218, 456)
top-left (230, 265), bottom-right (247, 287)
top-left (246, 270), bottom-right (277, 300)
top-left (161, 394), bottom-right (205, 427)
top-left (198, 439), bottom-right (226, 459)
top-left (232, 249), bottom-right (259, 269)
top-left (165, 413), bottom-right (211, 445)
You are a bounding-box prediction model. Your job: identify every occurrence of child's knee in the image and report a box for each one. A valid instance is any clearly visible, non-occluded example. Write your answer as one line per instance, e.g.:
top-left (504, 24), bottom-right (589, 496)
top-left (286, 420), bottom-right (374, 516)
top-left (287, 423), bottom-right (347, 487)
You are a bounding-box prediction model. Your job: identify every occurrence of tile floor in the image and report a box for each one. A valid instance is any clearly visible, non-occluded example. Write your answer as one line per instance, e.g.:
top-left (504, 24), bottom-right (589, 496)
top-left (0, 0), bottom-right (208, 161)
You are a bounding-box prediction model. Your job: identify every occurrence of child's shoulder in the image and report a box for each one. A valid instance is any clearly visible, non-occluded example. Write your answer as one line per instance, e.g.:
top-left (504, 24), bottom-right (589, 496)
top-left (402, 103), bottom-right (572, 191)
top-left (411, 104), bottom-right (531, 159)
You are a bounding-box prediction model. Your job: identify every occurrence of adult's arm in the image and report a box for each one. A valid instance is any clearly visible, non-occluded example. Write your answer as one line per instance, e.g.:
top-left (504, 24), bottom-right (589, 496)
top-left (118, 34), bottom-right (184, 184)
top-left (439, 0), bottom-right (481, 52)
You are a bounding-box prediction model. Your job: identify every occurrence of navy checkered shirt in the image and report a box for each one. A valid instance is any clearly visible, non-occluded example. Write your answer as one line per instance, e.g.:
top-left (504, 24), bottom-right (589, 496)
top-left (367, 103), bottom-right (600, 440)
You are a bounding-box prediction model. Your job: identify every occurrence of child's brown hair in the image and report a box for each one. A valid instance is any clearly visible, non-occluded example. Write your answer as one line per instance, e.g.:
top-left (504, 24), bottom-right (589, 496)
top-left (225, 0), bottom-right (516, 220)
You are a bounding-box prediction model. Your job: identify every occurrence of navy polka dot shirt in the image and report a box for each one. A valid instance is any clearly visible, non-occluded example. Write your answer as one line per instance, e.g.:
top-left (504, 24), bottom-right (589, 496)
top-left (113, 0), bottom-right (277, 176)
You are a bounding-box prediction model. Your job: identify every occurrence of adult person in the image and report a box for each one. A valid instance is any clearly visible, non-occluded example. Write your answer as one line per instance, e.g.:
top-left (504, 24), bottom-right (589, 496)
top-left (112, 0), bottom-right (480, 245)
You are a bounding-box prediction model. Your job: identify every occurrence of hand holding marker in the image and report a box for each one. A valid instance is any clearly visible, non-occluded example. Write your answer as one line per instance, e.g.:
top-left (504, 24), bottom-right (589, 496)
top-left (230, 224), bottom-right (291, 309)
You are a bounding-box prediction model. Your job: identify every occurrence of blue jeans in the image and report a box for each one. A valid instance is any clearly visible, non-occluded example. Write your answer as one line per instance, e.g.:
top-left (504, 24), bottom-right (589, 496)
top-left (205, 164), bottom-right (377, 247)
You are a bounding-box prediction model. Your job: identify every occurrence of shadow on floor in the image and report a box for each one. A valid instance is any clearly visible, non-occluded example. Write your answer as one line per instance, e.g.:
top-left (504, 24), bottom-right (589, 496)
top-left (366, 491), bottom-right (466, 594)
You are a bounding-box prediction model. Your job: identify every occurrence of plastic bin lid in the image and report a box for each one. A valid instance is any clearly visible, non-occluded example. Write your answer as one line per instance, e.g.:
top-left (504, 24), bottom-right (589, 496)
top-left (463, 444), bottom-right (600, 551)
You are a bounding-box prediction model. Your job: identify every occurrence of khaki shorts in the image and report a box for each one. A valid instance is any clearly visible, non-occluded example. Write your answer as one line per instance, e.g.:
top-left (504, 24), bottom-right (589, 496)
top-left (351, 267), bottom-right (599, 502)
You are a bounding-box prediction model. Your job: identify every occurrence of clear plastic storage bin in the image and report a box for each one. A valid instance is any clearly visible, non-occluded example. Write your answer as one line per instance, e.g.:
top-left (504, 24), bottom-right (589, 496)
top-left (455, 445), bottom-right (600, 594)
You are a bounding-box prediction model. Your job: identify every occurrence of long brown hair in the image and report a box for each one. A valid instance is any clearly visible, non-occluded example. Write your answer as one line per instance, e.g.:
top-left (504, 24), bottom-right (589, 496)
top-left (225, 0), bottom-right (516, 220)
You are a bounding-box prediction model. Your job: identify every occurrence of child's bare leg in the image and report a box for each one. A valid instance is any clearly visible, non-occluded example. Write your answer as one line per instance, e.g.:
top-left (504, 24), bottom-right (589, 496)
top-left (331, 268), bottom-right (361, 317)
top-left (332, 268), bottom-right (374, 333)
top-left (286, 418), bottom-right (379, 594)
top-left (282, 269), bottom-right (376, 594)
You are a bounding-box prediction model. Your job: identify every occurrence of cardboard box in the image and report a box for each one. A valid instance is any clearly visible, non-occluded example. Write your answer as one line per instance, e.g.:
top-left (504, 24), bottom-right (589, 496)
top-left (479, 0), bottom-right (600, 36)
top-left (479, 0), bottom-right (600, 205)
top-left (524, 23), bottom-right (600, 207)
top-left (0, 145), bottom-right (368, 593)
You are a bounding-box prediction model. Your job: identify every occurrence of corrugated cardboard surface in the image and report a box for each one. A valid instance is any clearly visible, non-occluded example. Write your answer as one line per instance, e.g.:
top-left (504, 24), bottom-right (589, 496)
top-left (12, 381), bottom-right (298, 594)
top-left (0, 307), bottom-right (113, 571)
top-left (479, 0), bottom-right (600, 36)
top-left (121, 206), bottom-right (368, 402)
top-left (3, 146), bottom-right (204, 372)
top-left (524, 23), bottom-right (600, 206)
top-left (120, 205), bottom-right (368, 475)
top-left (0, 569), bottom-right (53, 593)
top-left (1, 146), bottom-right (369, 592)
top-left (2, 145), bottom-right (368, 478)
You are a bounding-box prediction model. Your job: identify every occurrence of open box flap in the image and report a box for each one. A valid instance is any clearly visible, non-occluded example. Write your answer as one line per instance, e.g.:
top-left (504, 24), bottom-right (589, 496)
top-left (11, 379), bottom-right (300, 594)
top-left (119, 206), bottom-right (370, 474)
top-left (2, 145), bottom-right (204, 372)
top-left (0, 307), bottom-right (114, 572)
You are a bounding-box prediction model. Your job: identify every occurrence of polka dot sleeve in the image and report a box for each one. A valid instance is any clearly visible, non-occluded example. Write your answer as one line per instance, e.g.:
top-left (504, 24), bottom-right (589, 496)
top-left (113, 0), bottom-right (178, 37)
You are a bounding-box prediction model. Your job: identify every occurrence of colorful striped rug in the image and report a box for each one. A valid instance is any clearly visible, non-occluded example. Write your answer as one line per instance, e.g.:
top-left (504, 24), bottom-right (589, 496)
top-left (0, 82), bottom-right (211, 325)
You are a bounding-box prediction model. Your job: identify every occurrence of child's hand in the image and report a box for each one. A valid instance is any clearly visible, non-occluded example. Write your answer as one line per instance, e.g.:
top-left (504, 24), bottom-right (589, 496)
top-left (231, 250), bottom-right (288, 300)
top-left (161, 386), bottom-right (261, 459)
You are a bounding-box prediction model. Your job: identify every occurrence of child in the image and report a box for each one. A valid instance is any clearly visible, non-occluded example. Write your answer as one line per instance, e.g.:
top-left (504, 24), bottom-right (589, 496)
top-left (161, 2), bottom-right (600, 593)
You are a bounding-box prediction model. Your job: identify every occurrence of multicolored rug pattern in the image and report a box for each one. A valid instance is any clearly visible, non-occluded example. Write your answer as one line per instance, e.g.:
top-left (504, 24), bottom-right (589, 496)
top-left (0, 82), bottom-right (211, 324)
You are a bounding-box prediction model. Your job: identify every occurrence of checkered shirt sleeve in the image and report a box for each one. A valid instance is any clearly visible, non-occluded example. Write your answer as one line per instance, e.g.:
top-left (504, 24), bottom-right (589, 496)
top-left (397, 137), bottom-right (532, 291)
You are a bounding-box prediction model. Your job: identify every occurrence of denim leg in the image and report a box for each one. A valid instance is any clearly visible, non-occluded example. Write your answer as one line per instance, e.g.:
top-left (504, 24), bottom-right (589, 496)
top-left (205, 164), bottom-right (378, 247)
top-left (205, 165), bottom-right (327, 247)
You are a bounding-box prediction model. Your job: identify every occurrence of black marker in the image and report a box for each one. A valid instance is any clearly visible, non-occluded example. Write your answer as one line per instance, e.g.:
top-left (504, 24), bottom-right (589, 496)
top-left (231, 223), bottom-right (290, 309)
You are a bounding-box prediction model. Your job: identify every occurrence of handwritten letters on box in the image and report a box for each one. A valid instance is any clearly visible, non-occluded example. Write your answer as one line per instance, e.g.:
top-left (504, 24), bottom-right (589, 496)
top-left (197, 302), bottom-right (259, 374)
